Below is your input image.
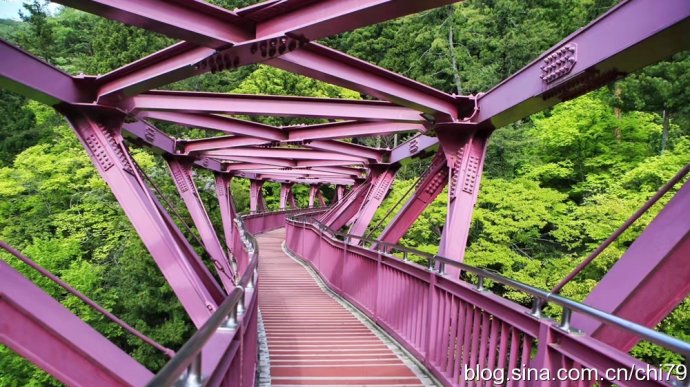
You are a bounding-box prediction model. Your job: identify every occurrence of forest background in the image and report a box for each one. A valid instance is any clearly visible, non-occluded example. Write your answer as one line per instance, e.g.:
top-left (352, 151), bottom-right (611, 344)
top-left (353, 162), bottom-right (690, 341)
top-left (0, 0), bottom-right (689, 385)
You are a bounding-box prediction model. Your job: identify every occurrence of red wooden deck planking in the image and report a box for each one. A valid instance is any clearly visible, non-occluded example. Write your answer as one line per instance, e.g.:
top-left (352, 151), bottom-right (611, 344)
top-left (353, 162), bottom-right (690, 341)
top-left (257, 229), bottom-right (426, 387)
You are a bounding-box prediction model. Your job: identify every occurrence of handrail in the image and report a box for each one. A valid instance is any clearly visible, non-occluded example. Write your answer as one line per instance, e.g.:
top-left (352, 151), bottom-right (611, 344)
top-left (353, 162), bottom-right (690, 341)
top-left (0, 240), bottom-right (176, 358)
top-left (146, 288), bottom-right (244, 387)
top-left (287, 214), bottom-right (690, 360)
top-left (147, 215), bottom-right (259, 386)
top-left (551, 163), bottom-right (690, 294)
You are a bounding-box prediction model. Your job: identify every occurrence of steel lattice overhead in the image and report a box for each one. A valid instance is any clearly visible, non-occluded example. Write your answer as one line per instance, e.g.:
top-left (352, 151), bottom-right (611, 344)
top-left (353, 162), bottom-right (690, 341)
top-left (1, 0), bottom-right (690, 386)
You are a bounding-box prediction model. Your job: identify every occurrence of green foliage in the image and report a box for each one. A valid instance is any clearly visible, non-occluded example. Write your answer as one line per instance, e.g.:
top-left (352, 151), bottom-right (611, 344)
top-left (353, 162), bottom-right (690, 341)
top-left (1, 0), bottom-right (689, 382)
top-left (15, 1), bottom-right (55, 63)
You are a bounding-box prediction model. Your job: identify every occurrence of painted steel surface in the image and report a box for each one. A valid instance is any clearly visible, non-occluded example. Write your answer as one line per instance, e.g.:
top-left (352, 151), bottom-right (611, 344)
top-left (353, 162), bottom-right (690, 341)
top-left (285, 217), bottom-right (689, 386)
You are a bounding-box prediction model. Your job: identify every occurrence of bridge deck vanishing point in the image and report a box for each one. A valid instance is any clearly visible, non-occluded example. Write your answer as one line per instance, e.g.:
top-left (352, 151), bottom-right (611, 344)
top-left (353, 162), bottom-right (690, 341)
top-left (257, 228), bottom-right (433, 386)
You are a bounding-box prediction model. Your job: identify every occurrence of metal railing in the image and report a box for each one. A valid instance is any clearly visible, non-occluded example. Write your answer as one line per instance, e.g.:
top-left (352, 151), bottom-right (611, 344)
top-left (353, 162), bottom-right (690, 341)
top-left (147, 215), bottom-right (259, 387)
top-left (0, 240), bottom-right (176, 358)
top-left (287, 214), bottom-right (690, 384)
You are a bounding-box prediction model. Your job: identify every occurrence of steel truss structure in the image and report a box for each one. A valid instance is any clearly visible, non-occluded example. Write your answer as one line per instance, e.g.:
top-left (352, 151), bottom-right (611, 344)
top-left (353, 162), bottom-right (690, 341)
top-left (1, 0), bottom-right (690, 386)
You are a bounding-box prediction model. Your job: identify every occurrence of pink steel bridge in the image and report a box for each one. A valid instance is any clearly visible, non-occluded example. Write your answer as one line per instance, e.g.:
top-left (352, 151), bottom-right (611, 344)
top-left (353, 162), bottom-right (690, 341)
top-left (1, 0), bottom-right (690, 385)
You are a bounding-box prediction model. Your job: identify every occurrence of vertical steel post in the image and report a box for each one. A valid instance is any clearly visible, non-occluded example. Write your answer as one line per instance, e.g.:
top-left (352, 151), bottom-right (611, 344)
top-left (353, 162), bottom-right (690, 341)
top-left (215, 172), bottom-right (236, 253)
top-left (308, 185), bottom-right (318, 208)
top-left (249, 179), bottom-right (266, 213)
top-left (436, 127), bottom-right (490, 277)
top-left (279, 182), bottom-right (295, 210)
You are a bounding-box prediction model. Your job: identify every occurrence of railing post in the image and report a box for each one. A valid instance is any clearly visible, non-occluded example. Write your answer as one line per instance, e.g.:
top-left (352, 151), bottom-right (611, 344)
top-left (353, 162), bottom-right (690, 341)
top-left (183, 353), bottom-right (202, 387)
top-left (423, 262), bottom-right (438, 367)
top-left (374, 242), bottom-right (382, 323)
top-left (475, 274), bottom-right (484, 291)
top-left (560, 307), bottom-right (573, 332)
top-left (437, 260), bottom-right (446, 276)
top-left (529, 297), bottom-right (544, 319)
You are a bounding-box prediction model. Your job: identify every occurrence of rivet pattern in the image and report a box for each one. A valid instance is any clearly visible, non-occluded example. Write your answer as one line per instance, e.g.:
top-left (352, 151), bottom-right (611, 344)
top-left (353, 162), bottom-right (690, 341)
top-left (462, 155), bottom-right (480, 194)
top-left (540, 43), bottom-right (577, 84)
top-left (85, 133), bottom-right (114, 172)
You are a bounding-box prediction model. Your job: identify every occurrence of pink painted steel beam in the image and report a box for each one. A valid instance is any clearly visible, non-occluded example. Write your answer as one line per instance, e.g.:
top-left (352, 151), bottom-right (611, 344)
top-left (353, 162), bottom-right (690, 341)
top-left (279, 183), bottom-right (296, 210)
top-left (122, 121), bottom-right (225, 172)
top-left (308, 185), bottom-right (318, 208)
top-left (226, 163), bottom-right (363, 177)
top-left (251, 0), bottom-right (461, 40)
top-left (226, 156), bottom-right (294, 168)
top-left (96, 42), bottom-right (215, 102)
top-left (180, 135), bottom-right (381, 162)
top-left (288, 120), bottom-right (425, 141)
top-left (304, 140), bottom-right (385, 162)
top-left (297, 160), bottom-right (365, 168)
top-left (130, 91), bottom-right (424, 122)
top-left (0, 261), bottom-right (153, 387)
top-left (472, 0), bottom-right (690, 130)
top-left (249, 179), bottom-right (266, 213)
top-left (61, 0), bottom-right (462, 115)
top-left (201, 147), bottom-right (367, 163)
top-left (53, 0), bottom-right (252, 48)
top-left (320, 181), bottom-right (371, 230)
top-left (348, 165), bottom-right (399, 238)
top-left (141, 111), bottom-right (284, 140)
top-left (239, 172), bottom-right (354, 186)
top-left (270, 44), bottom-right (463, 117)
top-left (182, 136), bottom-right (271, 154)
top-left (214, 173), bottom-right (236, 257)
top-left (238, 168), bottom-right (358, 179)
top-left (333, 185), bottom-right (345, 203)
top-left (0, 40), bottom-right (93, 105)
top-left (572, 179), bottom-right (690, 351)
top-left (253, 174), bottom-right (356, 184)
top-left (316, 189), bottom-right (327, 207)
top-left (389, 135), bottom-right (440, 164)
top-left (62, 108), bottom-right (224, 327)
top-left (437, 128), bottom-right (490, 277)
top-left (379, 151), bottom-right (448, 244)
top-left (167, 159), bottom-right (235, 290)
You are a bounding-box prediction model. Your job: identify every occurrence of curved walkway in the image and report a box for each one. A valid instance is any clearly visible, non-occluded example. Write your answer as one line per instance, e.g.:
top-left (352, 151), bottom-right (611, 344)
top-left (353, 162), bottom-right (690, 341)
top-left (257, 229), bottom-right (431, 386)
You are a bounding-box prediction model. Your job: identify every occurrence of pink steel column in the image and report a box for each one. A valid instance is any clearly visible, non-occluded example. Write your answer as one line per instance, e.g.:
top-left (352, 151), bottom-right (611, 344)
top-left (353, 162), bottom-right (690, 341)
top-left (378, 151), bottom-right (448, 244)
top-left (167, 158), bottom-right (235, 290)
top-left (348, 165), bottom-right (399, 237)
top-left (572, 179), bottom-right (690, 350)
top-left (279, 182), bottom-right (296, 210)
top-left (215, 172), bottom-right (236, 252)
top-left (334, 185), bottom-right (345, 203)
top-left (62, 108), bottom-right (222, 327)
top-left (0, 261), bottom-right (154, 386)
top-left (249, 179), bottom-right (266, 213)
top-left (437, 128), bottom-right (490, 277)
top-left (308, 185), bottom-right (318, 208)
top-left (320, 181), bottom-right (371, 230)
top-left (317, 188), bottom-right (327, 207)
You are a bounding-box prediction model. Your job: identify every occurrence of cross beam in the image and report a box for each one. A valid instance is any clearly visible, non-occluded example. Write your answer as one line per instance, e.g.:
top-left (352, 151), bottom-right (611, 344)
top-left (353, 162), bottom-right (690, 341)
top-left (53, 0), bottom-right (464, 116)
top-left (0, 40), bottom-right (93, 105)
top-left (129, 91), bottom-right (425, 122)
top-left (471, 0), bottom-right (690, 130)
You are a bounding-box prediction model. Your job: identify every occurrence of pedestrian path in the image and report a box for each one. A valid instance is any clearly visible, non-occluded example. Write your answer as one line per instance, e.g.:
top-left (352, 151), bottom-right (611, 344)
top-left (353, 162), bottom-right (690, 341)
top-left (257, 228), bottom-right (429, 386)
